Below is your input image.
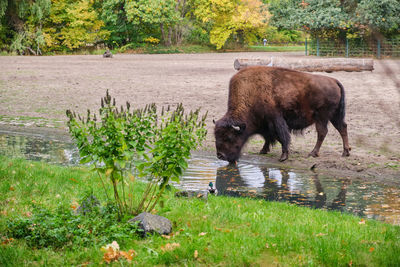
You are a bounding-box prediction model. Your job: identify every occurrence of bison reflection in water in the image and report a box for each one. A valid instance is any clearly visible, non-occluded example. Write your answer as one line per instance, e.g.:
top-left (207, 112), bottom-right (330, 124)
top-left (215, 164), bottom-right (349, 211)
top-left (214, 66), bottom-right (351, 162)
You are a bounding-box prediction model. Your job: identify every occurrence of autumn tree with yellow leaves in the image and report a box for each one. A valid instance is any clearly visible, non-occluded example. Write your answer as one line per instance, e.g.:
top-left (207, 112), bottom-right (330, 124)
top-left (192, 0), bottom-right (269, 49)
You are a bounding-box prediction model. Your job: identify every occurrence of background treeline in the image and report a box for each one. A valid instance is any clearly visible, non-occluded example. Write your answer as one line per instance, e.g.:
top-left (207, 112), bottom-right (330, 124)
top-left (0, 0), bottom-right (399, 55)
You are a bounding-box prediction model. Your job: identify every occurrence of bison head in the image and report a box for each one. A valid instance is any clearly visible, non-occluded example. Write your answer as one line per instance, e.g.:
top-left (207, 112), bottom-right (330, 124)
top-left (214, 117), bottom-right (247, 164)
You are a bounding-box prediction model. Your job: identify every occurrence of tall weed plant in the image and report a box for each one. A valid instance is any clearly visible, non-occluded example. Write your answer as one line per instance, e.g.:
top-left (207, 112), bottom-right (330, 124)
top-left (66, 91), bottom-right (207, 218)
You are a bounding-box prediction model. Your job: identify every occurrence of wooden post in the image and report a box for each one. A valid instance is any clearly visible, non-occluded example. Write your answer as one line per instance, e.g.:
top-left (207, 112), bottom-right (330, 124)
top-left (377, 39), bottom-right (381, 59)
top-left (305, 38), bottom-right (308, 56)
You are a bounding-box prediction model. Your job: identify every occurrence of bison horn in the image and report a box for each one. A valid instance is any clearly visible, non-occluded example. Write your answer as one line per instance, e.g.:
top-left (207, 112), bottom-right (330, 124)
top-left (232, 125), bottom-right (241, 131)
top-left (213, 119), bottom-right (216, 124)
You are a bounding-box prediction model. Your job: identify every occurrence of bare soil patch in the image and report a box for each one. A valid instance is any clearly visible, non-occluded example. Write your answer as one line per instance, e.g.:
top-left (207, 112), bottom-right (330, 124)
top-left (0, 53), bottom-right (399, 180)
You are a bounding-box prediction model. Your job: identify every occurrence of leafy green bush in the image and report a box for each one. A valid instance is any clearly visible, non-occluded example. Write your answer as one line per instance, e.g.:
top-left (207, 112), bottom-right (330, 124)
top-left (7, 200), bottom-right (138, 249)
top-left (66, 91), bottom-right (207, 218)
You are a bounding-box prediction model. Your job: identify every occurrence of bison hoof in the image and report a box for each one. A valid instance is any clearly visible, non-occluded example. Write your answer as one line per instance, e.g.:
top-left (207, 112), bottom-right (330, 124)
top-left (308, 151), bottom-right (319, 158)
top-left (259, 148), bottom-right (269, 154)
top-left (342, 149), bottom-right (350, 157)
top-left (279, 153), bottom-right (288, 162)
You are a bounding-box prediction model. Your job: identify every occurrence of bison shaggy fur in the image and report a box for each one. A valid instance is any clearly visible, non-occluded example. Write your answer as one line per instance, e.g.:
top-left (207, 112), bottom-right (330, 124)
top-left (214, 66), bottom-right (351, 163)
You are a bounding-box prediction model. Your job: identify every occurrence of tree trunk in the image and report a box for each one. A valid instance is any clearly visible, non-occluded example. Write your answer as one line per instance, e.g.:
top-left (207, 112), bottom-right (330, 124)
top-left (166, 27), bottom-right (172, 46)
top-left (233, 57), bottom-right (374, 72)
top-left (160, 23), bottom-right (166, 45)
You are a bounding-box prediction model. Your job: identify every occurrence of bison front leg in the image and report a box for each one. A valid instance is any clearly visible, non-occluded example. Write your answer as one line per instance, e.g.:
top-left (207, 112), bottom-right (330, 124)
top-left (274, 116), bottom-right (291, 162)
top-left (309, 120), bottom-right (328, 157)
top-left (260, 136), bottom-right (272, 154)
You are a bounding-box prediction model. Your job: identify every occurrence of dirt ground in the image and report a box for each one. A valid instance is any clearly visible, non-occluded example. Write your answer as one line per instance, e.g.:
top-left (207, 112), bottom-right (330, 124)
top-left (0, 52), bottom-right (399, 180)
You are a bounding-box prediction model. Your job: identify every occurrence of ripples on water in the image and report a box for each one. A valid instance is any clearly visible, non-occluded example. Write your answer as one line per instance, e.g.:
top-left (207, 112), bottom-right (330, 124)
top-left (0, 129), bottom-right (399, 225)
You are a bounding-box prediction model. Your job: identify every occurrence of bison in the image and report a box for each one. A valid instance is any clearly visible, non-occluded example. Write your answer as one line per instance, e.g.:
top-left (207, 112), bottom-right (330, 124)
top-left (214, 66), bottom-right (351, 163)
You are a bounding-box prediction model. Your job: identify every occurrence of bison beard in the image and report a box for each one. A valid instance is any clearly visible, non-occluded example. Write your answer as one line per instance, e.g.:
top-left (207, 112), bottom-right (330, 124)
top-left (214, 66), bottom-right (351, 163)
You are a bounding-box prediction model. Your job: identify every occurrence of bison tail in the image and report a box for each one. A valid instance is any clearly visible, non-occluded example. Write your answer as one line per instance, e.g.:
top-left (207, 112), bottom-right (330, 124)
top-left (336, 81), bottom-right (346, 122)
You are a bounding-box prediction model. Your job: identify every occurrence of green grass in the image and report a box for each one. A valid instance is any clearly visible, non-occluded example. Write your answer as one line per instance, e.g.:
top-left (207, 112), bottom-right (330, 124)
top-left (119, 44), bottom-right (215, 54)
top-left (248, 45), bottom-right (305, 52)
top-left (1, 157), bottom-right (399, 266)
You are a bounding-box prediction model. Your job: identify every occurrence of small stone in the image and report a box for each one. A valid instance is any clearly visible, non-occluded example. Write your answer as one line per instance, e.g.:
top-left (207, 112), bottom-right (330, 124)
top-left (128, 212), bottom-right (172, 237)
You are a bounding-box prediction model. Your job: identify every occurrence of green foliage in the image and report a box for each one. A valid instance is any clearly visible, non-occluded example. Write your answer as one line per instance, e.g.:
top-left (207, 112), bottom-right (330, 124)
top-left (184, 24), bottom-right (211, 45)
top-left (125, 0), bottom-right (180, 45)
top-left (355, 0), bottom-right (400, 35)
top-left (7, 201), bottom-right (138, 249)
top-left (99, 0), bottom-right (141, 48)
top-left (66, 91), bottom-right (207, 217)
top-left (269, 0), bottom-right (400, 39)
top-left (269, 0), bottom-right (348, 37)
top-left (264, 26), bottom-right (305, 43)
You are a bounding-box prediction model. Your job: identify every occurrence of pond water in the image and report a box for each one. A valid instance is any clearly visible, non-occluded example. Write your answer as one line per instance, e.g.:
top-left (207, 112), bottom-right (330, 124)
top-left (1, 127), bottom-right (399, 225)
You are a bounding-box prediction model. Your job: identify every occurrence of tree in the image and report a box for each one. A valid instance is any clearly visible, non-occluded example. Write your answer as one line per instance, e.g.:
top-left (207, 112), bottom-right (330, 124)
top-left (191, 0), bottom-right (269, 49)
top-left (269, 0), bottom-right (400, 39)
top-left (0, 0), bottom-right (51, 54)
top-left (97, 0), bottom-right (138, 48)
top-left (125, 0), bottom-right (180, 46)
top-left (43, 0), bottom-right (109, 51)
top-left (269, 0), bottom-right (349, 38)
top-left (355, 0), bottom-right (400, 37)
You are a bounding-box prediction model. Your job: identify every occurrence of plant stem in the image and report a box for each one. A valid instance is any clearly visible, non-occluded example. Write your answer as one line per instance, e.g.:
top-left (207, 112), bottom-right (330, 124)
top-left (148, 177), bottom-right (168, 212)
top-left (96, 170), bottom-right (110, 202)
top-left (136, 178), bottom-right (155, 214)
top-left (144, 178), bottom-right (161, 212)
top-left (111, 174), bottom-right (124, 219)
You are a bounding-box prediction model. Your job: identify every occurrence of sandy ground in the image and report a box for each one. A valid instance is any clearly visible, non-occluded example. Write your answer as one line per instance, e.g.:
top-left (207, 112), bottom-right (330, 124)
top-left (0, 52), bottom-right (399, 180)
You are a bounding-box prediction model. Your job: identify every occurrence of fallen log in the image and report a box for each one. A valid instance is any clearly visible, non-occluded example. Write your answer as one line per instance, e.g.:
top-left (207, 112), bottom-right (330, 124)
top-left (234, 57), bottom-right (374, 72)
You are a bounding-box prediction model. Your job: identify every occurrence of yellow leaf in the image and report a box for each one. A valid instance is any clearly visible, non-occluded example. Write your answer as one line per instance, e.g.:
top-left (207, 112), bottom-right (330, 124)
top-left (161, 243), bottom-right (180, 252)
top-left (359, 219), bottom-right (366, 225)
top-left (369, 247), bottom-right (375, 253)
top-left (120, 249), bottom-right (136, 262)
top-left (194, 250), bottom-right (198, 259)
top-left (102, 247), bottom-right (119, 263)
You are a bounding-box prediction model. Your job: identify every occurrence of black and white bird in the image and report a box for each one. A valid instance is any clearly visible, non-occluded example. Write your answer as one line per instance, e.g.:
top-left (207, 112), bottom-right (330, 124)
top-left (208, 182), bottom-right (217, 195)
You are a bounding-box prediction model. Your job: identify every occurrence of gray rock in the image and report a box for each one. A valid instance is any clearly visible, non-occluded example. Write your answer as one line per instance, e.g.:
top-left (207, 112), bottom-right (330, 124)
top-left (175, 190), bottom-right (208, 200)
top-left (128, 212), bottom-right (172, 236)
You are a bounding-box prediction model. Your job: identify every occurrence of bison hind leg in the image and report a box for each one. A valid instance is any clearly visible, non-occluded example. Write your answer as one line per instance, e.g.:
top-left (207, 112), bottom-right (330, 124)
top-left (309, 120), bottom-right (328, 158)
top-left (274, 116), bottom-right (291, 161)
top-left (330, 118), bottom-right (351, 157)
